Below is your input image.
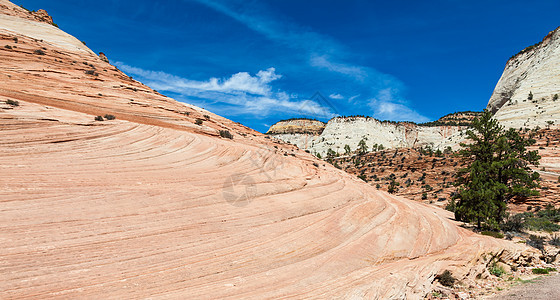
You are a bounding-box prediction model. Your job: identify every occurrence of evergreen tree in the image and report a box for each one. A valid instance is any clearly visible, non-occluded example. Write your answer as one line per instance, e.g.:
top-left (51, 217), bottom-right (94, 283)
top-left (344, 144), bottom-right (351, 155)
top-left (454, 110), bottom-right (540, 229)
top-left (357, 139), bottom-right (368, 154)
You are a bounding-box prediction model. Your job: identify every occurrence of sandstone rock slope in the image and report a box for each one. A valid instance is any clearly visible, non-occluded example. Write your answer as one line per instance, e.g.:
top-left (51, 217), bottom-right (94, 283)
top-left (488, 26), bottom-right (560, 128)
top-left (0, 1), bottom-right (533, 298)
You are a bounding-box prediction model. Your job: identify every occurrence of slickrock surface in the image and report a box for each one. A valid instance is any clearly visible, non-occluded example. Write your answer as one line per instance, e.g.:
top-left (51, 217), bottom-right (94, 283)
top-left (0, 1), bottom-right (539, 298)
top-left (488, 26), bottom-right (560, 129)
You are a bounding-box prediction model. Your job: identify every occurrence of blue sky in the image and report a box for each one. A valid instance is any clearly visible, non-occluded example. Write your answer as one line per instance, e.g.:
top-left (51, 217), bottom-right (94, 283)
top-left (14, 0), bottom-right (560, 132)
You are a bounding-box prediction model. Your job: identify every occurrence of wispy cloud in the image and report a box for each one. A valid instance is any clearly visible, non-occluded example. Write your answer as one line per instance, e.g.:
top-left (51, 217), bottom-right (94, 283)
top-left (115, 62), bottom-right (336, 118)
top-left (188, 0), bottom-right (428, 123)
top-left (310, 55), bottom-right (367, 80)
top-left (329, 93), bottom-right (344, 100)
top-left (368, 88), bottom-right (429, 123)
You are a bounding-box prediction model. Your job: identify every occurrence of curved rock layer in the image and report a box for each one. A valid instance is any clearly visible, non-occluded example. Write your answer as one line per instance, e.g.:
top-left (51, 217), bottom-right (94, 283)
top-left (0, 1), bottom-right (527, 298)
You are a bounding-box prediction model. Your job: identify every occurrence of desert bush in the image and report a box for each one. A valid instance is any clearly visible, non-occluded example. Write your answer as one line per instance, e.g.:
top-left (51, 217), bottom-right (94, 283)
top-left (203, 114), bottom-right (210, 120)
top-left (549, 234), bottom-right (560, 247)
top-left (5, 45), bottom-right (12, 49)
top-left (94, 116), bottom-right (104, 121)
top-left (445, 199), bottom-right (456, 212)
top-left (436, 270), bottom-right (456, 287)
top-left (501, 213), bottom-right (525, 232)
top-left (481, 231), bottom-right (504, 239)
top-left (489, 263), bottom-right (506, 277)
top-left (104, 114), bottom-right (116, 120)
top-left (6, 99), bottom-right (19, 106)
top-left (524, 216), bottom-right (560, 232)
top-left (421, 192), bottom-right (428, 200)
top-left (219, 130), bottom-right (233, 139)
top-left (528, 235), bottom-right (545, 251)
top-left (84, 70), bottom-right (98, 76)
top-left (195, 118), bottom-right (203, 125)
top-left (532, 268), bottom-right (550, 275)
top-left (33, 49), bottom-right (45, 55)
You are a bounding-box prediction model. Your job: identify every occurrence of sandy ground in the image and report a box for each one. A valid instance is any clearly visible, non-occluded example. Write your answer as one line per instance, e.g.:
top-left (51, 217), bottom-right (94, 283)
top-left (488, 274), bottom-right (560, 299)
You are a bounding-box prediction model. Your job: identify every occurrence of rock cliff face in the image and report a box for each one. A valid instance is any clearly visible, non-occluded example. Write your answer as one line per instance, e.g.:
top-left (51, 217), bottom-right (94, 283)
top-left (487, 26), bottom-right (560, 128)
top-left (266, 118), bottom-right (325, 135)
top-left (269, 116), bottom-right (469, 156)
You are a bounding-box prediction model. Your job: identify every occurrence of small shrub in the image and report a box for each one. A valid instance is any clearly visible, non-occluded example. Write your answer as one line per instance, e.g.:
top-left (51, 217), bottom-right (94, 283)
top-left (501, 213), bottom-right (524, 232)
top-left (312, 162), bottom-right (319, 168)
top-left (85, 70), bottom-right (98, 76)
top-left (445, 199), bottom-right (456, 212)
top-left (481, 231), bottom-right (504, 239)
top-left (436, 270), bottom-right (456, 287)
top-left (549, 235), bottom-right (560, 247)
top-left (203, 114), bottom-right (210, 120)
top-left (528, 235), bottom-right (545, 251)
top-left (4, 45), bottom-right (12, 49)
top-left (33, 49), bottom-right (45, 55)
top-left (524, 217), bottom-right (560, 232)
top-left (94, 115), bottom-right (104, 121)
top-left (421, 192), bottom-right (428, 200)
top-left (195, 118), bottom-right (203, 125)
top-left (532, 268), bottom-right (549, 275)
top-left (6, 99), bottom-right (19, 106)
top-left (219, 130), bottom-right (233, 139)
top-left (104, 114), bottom-right (116, 120)
top-left (489, 263), bottom-right (506, 277)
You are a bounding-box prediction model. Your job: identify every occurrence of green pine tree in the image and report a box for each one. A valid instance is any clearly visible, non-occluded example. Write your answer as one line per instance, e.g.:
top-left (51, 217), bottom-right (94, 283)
top-left (454, 110), bottom-right (540, 230)
top-left (357, 139), bottom-right (368, 154)
top-left (344, 144), bottom-right (351, 155)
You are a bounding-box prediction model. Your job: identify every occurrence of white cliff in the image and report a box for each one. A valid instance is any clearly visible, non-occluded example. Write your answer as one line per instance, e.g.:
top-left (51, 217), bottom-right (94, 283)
top-left (488, 26), bottom-right (560, 129)
top-left (269, 116), bottom-right (470, 156)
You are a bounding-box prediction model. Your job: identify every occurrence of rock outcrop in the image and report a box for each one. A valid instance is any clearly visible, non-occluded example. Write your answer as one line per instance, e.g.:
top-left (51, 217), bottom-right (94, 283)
top-left (487, 26), bottom-right (560, 128)
top-left (269, 116), bottom-right (470, 156)
top-left (0, 1), bottom-right (541, 298)
top-left (266, 118), bottom-right (325, 135)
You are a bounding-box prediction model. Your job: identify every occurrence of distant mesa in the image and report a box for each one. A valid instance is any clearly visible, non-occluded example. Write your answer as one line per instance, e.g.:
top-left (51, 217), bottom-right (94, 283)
top-left (266, 118), bottom-right (326, 135)
top-left (266, 111), bottom-right (480, 156)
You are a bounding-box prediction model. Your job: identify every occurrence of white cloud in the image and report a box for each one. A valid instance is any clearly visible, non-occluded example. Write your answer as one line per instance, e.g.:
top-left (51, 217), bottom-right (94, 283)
top-left (114, 62), bottom-right (335, 118)
top-left (369, 88), bottom-right (429, 123)
top-left (310, 55), bottom-right (367, 80)
top-left (348, 94), bottom-right (360, 102)
top-left (329, 93), bottom-right (344, 100)
top-left (116, 62), bottom-right (280, 96)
